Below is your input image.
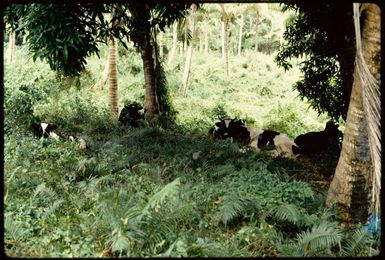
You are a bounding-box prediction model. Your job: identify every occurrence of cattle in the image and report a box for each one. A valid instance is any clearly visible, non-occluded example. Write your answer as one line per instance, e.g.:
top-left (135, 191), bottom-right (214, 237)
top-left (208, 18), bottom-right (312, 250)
top-left (118, 103), bottom-right (144, 127)
top-left (31, 122), bottom-right (59, 140)
top-left (248, 128), bottom-right (301, 158)
top-left (31, 122), bottom-right (87, 149)
top-left (208, 119), bottom-right (301, 158)
top-left (294, 121), bottom-right (343, 155)
top-left (208, 118), bottom-right (250, 144)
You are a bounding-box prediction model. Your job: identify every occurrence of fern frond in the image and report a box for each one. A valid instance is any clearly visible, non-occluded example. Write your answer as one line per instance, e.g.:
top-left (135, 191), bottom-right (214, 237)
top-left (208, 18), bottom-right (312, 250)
top-left (33, 182), bottom-right (56, 199)
top-left (4, 216), bottom-right (28, 241)
top-left (144, 178), bottom-right (180, 212)
top-left (110, 231), bottom-right (131, 253)
top-left (43, 199), bottom-right (64, 217)
top-left (269, 204), bottom-right (301, 225)
top-left (341, 228), bottom-right (373, 256)
top-left (296, 221), bottom-right (342, 254)
top-left (218, 194), bottom-right (245, 226)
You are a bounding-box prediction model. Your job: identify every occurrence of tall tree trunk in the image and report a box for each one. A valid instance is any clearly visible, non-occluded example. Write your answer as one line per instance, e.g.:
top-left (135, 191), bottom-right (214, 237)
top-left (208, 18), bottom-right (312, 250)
top-left (220, 4), bottom-right (230, 77)
top-left (7, 30), bottom-right (16, 63)
top-left (183, 20), bottom-right (188, 52)
top-left (255, 11), bottom-right (260, 52)
top-left (159, 31), bottom-right (164, 59)
top-left (179, 4), bottom-right (196, 96)
top-left (224, 15), bottom-right (230, 77)
top-left (108, 37), bottom-right (119, 115)
top-left (238, 14), bottom-right (244, 56)
top-left (326, 3), bottom-right (381, 224)
top-left (92, 54), bottom-right (109, 91)
top-left (204, 22), bottom-right (209, 55)
top-left (167, 21), bottom-right (178, 67)
top-left (221, 19), bottom-right (225, 59)
top-left (140, 33), bottom-right (159, 121)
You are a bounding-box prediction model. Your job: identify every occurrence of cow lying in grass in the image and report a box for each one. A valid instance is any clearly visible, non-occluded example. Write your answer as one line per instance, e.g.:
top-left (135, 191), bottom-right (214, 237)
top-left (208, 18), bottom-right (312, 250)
top-left (118, 103), bottom-right (144, 127)
top-left (31, 122), bottom-right (87, 149)
top-left (294, 121), bottom-right (343, 155)
top-left (209, 118), bottom-right (301, 158)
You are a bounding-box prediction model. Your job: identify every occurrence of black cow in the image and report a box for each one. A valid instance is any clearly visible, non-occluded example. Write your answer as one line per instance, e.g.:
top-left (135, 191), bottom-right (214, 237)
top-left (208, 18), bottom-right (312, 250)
top-left (118, 103), bottom-right (144, 127)
top-left (294, 121), bottom-right (343, 154)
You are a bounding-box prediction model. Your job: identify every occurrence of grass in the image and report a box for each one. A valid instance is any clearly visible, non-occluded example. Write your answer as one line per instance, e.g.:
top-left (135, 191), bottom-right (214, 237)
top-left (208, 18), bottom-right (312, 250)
top-left (3, 43), bottom-right (378, 257)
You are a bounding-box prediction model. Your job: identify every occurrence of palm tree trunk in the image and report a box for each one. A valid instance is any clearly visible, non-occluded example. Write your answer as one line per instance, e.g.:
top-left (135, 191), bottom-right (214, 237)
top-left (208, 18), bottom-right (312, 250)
top-left (238, 14), bottom-right (244, 56)
top-left (326, 3), bottom-right (381, 224)
top-left (255, 11), bottom-right (260, 52)
top-left (179, 4), bottom-right (196, 96)
top-left (159, 31), bottom-right (164, 59)
top-left (204, 22), bottom-right (209, 55)
top-left (7, 30), bottom-right (16, 63)
top-left (92, 54), bottom-right (109, 91)
top-left (224, 16), bottom-right (230, 77)
top-left (108, 37), bottom-right (119, 115)
top-left (167, 21), bottom-right (178, 67)
top-left (221, 19), bottom-right (225, 59)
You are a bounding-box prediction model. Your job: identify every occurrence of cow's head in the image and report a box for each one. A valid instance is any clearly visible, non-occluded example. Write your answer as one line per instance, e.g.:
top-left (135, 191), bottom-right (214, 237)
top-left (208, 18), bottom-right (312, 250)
top-left (324, 121), bottom-right (343, 138)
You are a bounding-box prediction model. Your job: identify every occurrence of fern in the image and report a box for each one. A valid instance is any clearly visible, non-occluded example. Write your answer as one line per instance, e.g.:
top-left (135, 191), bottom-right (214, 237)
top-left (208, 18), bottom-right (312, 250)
top-left (43, 199), bottom-right (64, 218)
top-left (4, 215), bottom-right (28, 241)
top-left (144, 178), bottom-right (181, 212)
top-left (341, 229), bottom-right (375, 256)
top-left (295, 221), bottom-right (342, 256)
top-left (218, 193), bottom-right (258, 226)
top-left (268, 204), bottom-right (301, 225)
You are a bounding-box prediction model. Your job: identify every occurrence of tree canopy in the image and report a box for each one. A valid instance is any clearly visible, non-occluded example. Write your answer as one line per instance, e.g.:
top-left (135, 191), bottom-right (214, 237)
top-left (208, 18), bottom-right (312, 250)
top-left (276, 2), bottom-right (356, 121)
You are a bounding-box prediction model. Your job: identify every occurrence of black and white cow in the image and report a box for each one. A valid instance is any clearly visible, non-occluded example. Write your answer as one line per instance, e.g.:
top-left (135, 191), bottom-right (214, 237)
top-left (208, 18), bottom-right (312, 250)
top-left (31, 122), bottom-right (87, 149)
top-left (209, 119), bottom-right (301, 158)
top-left (248, 127), bottom-right (301, 158)
top-left (31, 122), bottom-right (60, 141)
top-left (118, 103), bottom-right (144, 127)
top-left (294, 121), bottom-right (343, 155)
top-left (208, 118), bottom-right (250, 144)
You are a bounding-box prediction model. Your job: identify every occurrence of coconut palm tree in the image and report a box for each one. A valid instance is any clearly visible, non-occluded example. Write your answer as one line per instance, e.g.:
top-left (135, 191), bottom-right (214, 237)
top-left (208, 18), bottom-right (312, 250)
top-left (166, 21), bottom-right (178, 67)
top-left (326, 3), bottom-right (381, 224)
top-left (179, 4), bottom-right (197, 96)
top-left (108, 37), bottom-right (119, 115)
top-left (7, 29), bottom-right (16, 63)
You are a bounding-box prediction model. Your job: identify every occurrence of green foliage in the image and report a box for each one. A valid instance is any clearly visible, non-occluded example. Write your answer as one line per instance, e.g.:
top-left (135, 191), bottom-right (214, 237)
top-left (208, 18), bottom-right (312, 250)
top-left (276, 3), bottom-right (355, 121)
top-left (4, 83), bottom-right (45, 135)
top-left (13, 4), bottom-right (104, 77)
top-left (263, 104), bottom-right (312, 139)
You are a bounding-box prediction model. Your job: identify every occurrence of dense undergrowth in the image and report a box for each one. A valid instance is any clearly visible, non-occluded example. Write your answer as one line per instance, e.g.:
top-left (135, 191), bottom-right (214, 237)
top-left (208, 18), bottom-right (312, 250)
top-left (4, 44), bottom-right (379, 257)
